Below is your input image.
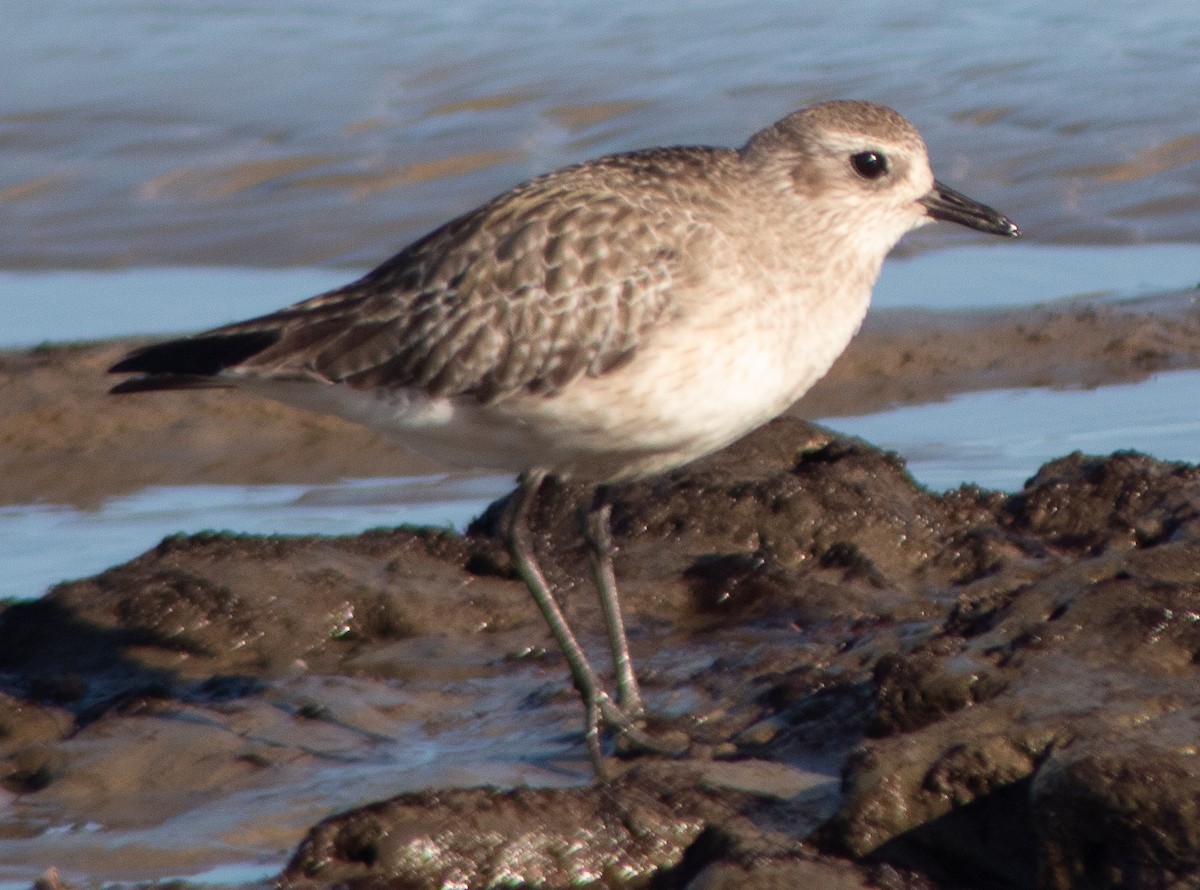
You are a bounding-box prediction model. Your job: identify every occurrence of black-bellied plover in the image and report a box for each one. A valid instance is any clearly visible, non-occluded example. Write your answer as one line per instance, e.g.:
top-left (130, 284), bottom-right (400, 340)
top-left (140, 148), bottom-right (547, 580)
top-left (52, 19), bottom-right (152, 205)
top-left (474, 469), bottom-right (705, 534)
top-left (110, 100), bottom-right (1019, 776)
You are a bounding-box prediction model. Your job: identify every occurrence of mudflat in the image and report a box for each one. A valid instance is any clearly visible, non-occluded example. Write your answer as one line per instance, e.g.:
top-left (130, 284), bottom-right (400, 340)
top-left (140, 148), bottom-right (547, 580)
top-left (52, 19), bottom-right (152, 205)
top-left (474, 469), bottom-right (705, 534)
top-left (1, 295), bottom-right (1200, 888)
top-left (4, 292), bottom-right (1200, 507)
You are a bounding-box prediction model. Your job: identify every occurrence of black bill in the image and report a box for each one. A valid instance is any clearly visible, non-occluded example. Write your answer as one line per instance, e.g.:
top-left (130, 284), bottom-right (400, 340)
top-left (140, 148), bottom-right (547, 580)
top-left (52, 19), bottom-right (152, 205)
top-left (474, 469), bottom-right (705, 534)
top-left (920, 180), bottom-right (1020, 237)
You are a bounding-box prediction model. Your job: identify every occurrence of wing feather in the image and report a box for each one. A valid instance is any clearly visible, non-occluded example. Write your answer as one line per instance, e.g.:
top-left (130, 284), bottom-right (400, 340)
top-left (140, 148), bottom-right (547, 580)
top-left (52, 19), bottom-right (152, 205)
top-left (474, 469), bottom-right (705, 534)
top-left (112, 148), bottom-right (720, 401)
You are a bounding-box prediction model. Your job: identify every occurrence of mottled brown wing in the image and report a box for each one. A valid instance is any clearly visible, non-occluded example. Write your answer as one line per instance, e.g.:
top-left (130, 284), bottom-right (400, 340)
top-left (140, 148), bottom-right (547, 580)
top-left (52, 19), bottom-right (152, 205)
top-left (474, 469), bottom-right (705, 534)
top-left (206, 152), bottom-right (698, 403)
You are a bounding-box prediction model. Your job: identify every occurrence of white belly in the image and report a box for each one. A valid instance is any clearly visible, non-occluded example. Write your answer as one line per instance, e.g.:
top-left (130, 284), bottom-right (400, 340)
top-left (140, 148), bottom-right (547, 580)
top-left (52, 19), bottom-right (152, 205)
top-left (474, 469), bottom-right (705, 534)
top-left (241, 279), bottom-right (872, 482)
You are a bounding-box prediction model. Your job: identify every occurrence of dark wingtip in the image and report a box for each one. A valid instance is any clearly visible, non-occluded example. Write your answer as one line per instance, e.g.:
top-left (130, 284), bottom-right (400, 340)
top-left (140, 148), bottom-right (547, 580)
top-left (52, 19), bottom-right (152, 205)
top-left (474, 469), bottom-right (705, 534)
top-left (108, 330), bottom-right (279, 378)
top-left (109, 374), bottom-right (231, 394)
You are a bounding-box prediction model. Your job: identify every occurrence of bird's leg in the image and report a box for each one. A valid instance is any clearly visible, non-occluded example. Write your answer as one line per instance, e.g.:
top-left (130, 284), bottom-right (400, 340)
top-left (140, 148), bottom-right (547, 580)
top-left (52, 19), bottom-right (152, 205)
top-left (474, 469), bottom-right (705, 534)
top-left (583, 497), bottom-right (685, 758)
top-left (505, 469), bottom-right (607, 773)
top-left (583, 486), bottom-right (645, 719)
top-left (505, 471), bottom-right (680, 775)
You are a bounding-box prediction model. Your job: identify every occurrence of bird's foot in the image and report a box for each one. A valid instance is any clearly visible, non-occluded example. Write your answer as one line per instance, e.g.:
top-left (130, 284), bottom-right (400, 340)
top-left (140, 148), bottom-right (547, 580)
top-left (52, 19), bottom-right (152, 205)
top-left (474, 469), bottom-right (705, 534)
top-left (581, 691), bottom-right (688, 779)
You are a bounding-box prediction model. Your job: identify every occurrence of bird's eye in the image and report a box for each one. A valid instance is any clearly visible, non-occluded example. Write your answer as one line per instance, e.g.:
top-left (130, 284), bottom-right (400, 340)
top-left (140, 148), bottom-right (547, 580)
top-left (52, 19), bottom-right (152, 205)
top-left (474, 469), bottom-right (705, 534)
top-left (851, 151), bottom-right (889, 179)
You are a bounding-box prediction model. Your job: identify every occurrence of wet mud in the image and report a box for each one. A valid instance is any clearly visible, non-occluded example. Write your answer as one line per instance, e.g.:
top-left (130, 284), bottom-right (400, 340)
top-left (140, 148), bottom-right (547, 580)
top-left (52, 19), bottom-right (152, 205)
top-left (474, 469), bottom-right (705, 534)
top-left (2, 414), bottom-right (1200, 888)
top-left (3, 289), bottom-right (1200, 507)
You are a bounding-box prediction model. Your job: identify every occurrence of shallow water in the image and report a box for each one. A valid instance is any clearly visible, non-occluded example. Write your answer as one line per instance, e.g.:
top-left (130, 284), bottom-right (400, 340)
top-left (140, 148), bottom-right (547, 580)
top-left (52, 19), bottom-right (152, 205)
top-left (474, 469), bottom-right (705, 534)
top-left (830, 368), bottom-right (1200, 492)
top-left (0, 668), bottom-right (593, 888)
top-left (3, 242), bottom-right (1199, 349)
top-left (5, 365), bottom-right (1200, 602)
top-left (3, 0), bottom-right (1200, 270)
top-left (0, 475), bottom-right (512, 601)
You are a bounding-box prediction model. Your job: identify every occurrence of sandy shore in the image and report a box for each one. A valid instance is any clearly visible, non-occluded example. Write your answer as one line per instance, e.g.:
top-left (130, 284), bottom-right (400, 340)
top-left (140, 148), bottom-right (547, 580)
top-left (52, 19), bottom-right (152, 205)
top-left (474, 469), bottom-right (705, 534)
top-left (3, 289), bottom-right (1199, 508)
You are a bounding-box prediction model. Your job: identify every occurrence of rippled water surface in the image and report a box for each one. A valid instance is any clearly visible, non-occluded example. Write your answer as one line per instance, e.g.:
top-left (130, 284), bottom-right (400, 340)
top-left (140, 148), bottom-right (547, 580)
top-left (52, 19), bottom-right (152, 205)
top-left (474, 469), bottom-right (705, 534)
top-left (4, 0), bottom-right (1200, 270)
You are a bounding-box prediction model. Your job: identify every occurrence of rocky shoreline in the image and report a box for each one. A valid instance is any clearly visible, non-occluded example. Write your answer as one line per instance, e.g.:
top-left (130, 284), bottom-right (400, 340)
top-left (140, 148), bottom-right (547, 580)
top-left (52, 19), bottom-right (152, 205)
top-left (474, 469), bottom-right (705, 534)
top-left (2, 295), bottom-right (1200, 888)
top-left (1, 418), bottom-right (1198, 887)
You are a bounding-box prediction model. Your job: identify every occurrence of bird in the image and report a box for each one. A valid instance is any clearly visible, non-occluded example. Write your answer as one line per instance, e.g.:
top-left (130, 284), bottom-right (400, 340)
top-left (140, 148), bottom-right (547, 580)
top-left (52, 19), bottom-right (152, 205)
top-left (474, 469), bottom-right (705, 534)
top-left (109, 100), bottom-right (1019, 776)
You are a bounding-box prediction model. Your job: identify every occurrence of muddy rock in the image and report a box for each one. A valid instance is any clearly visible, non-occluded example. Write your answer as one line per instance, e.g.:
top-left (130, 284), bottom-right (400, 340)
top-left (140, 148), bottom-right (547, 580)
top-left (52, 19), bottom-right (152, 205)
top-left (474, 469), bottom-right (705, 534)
top-left (1, 419), bottom-right (1200, 888)
top-left (823, 450), bottom-right (1200, 889)
top-left (1033, 732), bottom-right (1200, 890)
top-left (284, 763), bottom-right (752, 888)
top-left (0, 529), bottom-right (518, 688)
top-left (281, 758), bottom-right (900, 889)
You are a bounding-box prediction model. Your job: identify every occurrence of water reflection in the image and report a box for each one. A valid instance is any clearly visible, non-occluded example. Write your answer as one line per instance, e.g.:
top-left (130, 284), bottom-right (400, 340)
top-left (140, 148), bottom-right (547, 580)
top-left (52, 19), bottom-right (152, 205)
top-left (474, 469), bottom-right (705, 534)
top-left (0, 475), bottom-right (512, 602)
top-left (827, 369), bottom-right (1200, 491)
top-left (6, 368), bottom-right (1200, 601)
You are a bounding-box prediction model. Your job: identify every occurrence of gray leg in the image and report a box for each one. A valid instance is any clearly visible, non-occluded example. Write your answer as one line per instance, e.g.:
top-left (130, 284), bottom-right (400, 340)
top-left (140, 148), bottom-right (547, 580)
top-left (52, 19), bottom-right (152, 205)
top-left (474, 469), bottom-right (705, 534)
top-left (506, 470), bottom-right (608, 774)
top-left (584, 490), bottom-right (645, 719)
top-left (505, 472), bottom-right (680, 776)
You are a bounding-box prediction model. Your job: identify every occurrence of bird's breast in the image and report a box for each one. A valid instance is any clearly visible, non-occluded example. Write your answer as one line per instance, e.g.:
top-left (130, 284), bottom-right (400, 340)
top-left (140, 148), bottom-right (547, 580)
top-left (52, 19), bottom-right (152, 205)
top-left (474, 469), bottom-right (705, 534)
top-left (487, 275), bottom-right (874, 479)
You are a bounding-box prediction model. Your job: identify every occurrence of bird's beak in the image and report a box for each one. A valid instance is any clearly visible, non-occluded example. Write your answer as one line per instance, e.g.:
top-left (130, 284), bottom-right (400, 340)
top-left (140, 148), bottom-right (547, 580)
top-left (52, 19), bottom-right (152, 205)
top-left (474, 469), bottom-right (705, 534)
top-left (920, 180), bottom-right (1020, 237)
